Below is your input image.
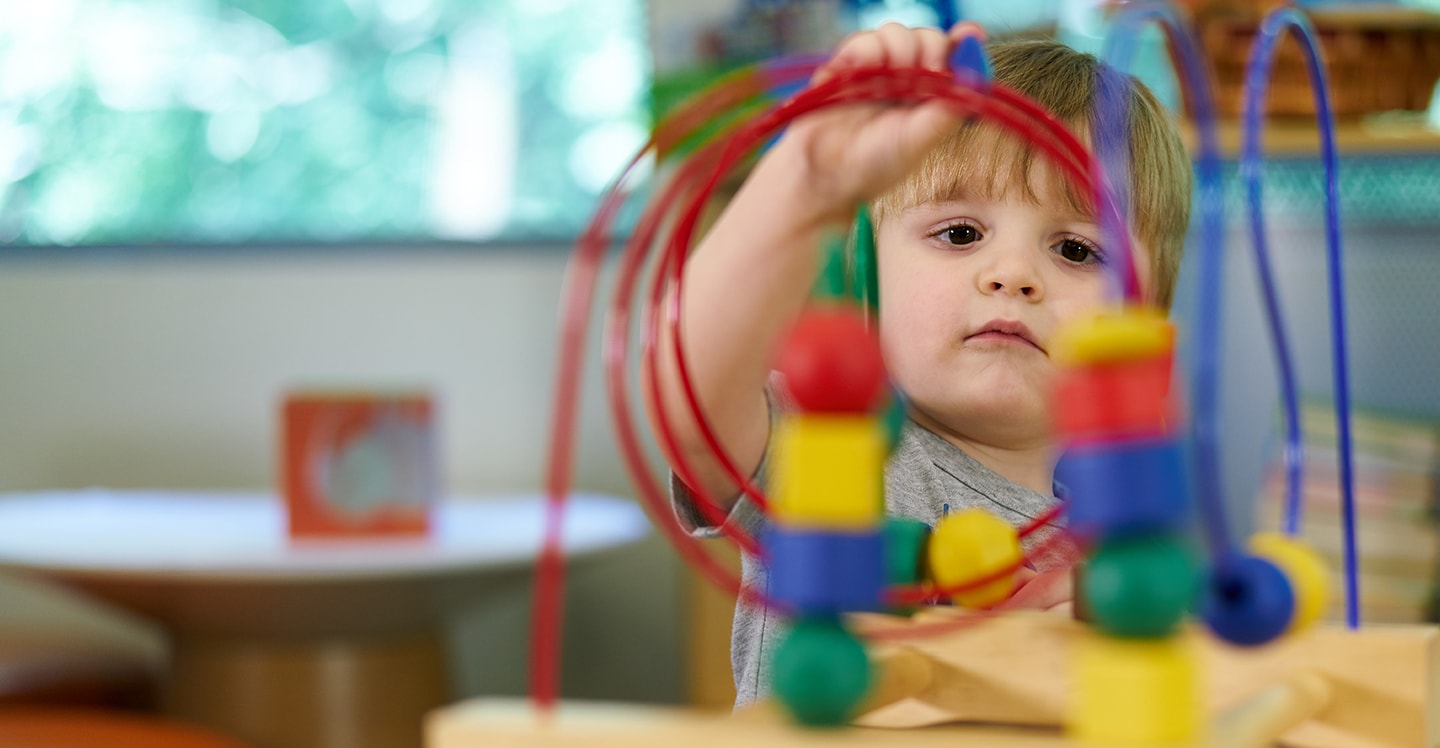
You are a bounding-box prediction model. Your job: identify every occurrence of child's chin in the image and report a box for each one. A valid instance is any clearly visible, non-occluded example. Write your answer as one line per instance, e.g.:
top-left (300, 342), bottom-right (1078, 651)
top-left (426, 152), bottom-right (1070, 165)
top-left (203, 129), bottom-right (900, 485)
top-left (962, 368), bottom-right (1050, 402)
top-left (952, 391), bottom-right (1050, 433)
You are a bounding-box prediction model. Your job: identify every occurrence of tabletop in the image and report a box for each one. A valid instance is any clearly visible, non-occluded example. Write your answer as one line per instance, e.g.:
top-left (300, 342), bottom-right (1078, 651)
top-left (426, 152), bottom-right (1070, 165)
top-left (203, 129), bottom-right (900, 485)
top-left (0, 489), bottom-right (651, 582)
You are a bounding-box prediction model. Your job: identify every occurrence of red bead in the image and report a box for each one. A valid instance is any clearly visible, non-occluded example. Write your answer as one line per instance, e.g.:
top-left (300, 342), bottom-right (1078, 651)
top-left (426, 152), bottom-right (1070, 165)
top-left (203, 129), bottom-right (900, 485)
top-left (774, 306), bottom-right (887, 413)
top-left (1053, 355), bottom-right (1176, 442)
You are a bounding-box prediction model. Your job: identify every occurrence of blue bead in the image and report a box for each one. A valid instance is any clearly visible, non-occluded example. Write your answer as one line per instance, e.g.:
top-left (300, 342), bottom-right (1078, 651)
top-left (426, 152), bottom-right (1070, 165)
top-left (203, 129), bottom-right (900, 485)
top-left (1061, 439), bottom-right (1190, 538)
top-left (1200, 555), bottom-right (1296, 647)
top-left (950, 35), bottom-right (991, 83)
top-left (764, 526), bottom-right (884, 615)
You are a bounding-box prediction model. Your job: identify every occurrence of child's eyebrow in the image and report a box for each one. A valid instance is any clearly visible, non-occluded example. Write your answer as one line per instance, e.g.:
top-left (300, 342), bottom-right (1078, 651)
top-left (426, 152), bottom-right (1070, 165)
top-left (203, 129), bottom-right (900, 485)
top-left (1035, 177), bottom-right (1100, 224)
top-left (918, 193), bottom-right (976, 211)
top-left (912, 180), bottom-right (980, 208)
top-left (1049, 203), bottom-right (1099, 224)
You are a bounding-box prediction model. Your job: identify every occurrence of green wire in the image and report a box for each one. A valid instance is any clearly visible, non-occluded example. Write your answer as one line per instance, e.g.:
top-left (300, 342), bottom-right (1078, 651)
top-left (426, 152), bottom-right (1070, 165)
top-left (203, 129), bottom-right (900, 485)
top-left (813, 232), bottom-right (851, 300)
top-left (853, 206), bottom-right (879, 315)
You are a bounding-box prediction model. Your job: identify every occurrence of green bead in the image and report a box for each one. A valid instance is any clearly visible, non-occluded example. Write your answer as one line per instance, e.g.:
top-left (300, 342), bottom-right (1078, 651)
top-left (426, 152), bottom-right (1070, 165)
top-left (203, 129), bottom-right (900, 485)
top-left (881, 390), bottom-right (908, 452)
top-left (771, 617), bottom-right (871, 727)
top-left (884, 518), bottom-right (931, 616)
top-left (884, 517), bottom-right (930, 586)
top-left (1083, 534), bottom-right (1198, 638)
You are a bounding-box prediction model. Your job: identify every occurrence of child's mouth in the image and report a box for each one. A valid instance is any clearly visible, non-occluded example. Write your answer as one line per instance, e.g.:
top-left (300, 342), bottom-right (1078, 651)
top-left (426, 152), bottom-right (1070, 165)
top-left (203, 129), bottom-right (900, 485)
top-left (966, 320), bottom-right (1044, 353)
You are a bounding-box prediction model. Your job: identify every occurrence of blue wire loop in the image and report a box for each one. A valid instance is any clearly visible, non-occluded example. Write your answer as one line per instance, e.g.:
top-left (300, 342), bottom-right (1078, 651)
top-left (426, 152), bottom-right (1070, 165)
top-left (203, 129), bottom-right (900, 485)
top-left (1100, 3), bottom-right (1231, 561)
top-left (1241, 7), bottom-right (1358, 629)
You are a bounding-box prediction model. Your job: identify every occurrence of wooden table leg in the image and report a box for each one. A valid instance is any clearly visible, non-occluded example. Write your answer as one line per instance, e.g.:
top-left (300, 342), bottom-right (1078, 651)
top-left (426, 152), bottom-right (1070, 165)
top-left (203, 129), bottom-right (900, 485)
top-left (163, 630), bottom-right (448, 748)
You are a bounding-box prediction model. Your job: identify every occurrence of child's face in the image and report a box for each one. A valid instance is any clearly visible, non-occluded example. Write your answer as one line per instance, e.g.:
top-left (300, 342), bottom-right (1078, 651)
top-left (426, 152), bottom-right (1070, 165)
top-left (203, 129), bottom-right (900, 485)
top-left (875, 159), bottom-right (1150, 450)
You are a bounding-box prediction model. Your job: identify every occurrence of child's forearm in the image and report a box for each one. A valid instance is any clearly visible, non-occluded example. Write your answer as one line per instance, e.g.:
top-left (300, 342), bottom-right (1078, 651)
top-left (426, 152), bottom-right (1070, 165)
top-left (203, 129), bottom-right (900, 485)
top-left (646, 22), bottom-right (976, 515)
top-left (648, 142), bottom-right (847, 512)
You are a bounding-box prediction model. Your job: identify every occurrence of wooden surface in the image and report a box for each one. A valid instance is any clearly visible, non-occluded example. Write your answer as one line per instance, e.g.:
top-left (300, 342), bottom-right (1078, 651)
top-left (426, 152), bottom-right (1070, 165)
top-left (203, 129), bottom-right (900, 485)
top-left (684, 544), bottom-right (739, 710)
top-left (0, 635), bottom-right (157, 710)
top-left (1185, 119), bottom-right (1440, 158)
top-left (429, 612), bottom-right (1440, 748)
top-left (427, 696), bottom-right (1315, 748)
top-left (855, 611), bottom-right (1438, 748)
top-left (0, 708), bottom-right (254, 748)
top-left (429, 699), bottom-right (1086, 748)
top-left (166, 631), bottom-right (448, 748)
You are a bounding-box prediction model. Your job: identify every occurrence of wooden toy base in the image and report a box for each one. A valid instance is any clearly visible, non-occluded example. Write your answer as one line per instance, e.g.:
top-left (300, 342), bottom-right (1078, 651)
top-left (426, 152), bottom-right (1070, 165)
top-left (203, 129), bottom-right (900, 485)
top-left (430, 701), bottom-right (1099, 747)
top-left (427, 611), bottom-right (1440, 748)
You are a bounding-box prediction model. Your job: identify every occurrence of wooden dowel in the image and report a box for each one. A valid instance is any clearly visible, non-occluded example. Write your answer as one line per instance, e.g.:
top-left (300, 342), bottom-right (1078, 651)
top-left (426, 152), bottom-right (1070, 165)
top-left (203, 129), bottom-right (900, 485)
top-left (858, 647), bottom-right (934, 715)
top-left (1209, 670), bottom-right (1332, 748)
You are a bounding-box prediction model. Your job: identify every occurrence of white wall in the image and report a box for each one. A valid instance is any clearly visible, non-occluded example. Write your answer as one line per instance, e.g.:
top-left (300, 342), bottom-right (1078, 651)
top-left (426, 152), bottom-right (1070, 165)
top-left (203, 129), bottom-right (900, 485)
top-left (0, 221), bottom-right (1432, 705)
top-left (1169, 220), bottom-right (1440, 538)
top-left (0, 244), bottom-right (685, 703)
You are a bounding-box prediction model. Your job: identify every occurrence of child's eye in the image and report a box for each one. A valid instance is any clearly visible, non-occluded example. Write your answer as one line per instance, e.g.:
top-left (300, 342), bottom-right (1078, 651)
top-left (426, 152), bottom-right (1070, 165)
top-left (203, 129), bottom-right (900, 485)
top-left (934, 224), bottom-right (981, 246)
top-left (1054, 237), bottom-right (1102, 266)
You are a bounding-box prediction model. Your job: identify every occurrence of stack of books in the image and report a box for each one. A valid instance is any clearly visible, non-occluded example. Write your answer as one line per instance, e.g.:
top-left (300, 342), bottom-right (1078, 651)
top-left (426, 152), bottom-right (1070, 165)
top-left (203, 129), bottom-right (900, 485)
top-left (1252, 399), bottom-right (1440, 624)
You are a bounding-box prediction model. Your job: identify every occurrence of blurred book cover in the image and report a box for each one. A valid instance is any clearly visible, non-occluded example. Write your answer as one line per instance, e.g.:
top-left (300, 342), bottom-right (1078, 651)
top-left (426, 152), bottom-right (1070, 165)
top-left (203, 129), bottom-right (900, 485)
top-left (282, 390), bottom-right (439, 540)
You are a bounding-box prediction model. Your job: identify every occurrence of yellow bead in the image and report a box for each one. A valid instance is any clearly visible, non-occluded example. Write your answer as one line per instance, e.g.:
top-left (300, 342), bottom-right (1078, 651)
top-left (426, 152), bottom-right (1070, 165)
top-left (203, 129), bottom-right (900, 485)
top-left (1051, 307), bottom-right (1173, 366)
top-left (771, 415), bottom-right (885, 530)
top-left (926, 508), bottom-right (1020, 609)
top-left (1070, 633), bottom-right (1200, 744)
top-left (1250, 531), bottom-right (1331, 632)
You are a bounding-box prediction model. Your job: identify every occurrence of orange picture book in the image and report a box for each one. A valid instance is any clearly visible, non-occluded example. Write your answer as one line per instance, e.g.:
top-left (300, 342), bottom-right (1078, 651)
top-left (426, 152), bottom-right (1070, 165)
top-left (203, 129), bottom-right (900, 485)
top-left (281, 390), bottom-right (438, 539)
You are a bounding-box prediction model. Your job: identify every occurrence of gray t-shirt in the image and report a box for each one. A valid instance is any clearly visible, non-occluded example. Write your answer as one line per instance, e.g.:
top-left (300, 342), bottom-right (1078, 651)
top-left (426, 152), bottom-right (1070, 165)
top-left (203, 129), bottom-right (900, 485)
top-left (672, 418), bottom-right (1072, 706)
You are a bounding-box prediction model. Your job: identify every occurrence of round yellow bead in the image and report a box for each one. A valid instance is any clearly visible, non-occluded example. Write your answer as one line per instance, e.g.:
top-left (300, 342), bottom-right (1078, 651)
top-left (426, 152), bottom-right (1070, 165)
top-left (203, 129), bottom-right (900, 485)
top-left (1051, 307), bottom-right (1173, 366)
top-left (926, 508), bottom-right (1021, 609)
top-left (1250, 531), bottom-right (1331, 632)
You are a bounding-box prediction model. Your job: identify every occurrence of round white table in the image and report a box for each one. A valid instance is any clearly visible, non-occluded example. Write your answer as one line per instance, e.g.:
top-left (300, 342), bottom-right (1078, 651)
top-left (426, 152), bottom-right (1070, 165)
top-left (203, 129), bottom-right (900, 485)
top-left (0, 490), bottom-right (651, 748)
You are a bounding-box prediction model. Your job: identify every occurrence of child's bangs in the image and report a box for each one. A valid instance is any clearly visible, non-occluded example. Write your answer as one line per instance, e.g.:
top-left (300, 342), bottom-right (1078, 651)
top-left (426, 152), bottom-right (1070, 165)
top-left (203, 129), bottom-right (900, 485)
top-left (877, 121), bottom-right (1096, 222)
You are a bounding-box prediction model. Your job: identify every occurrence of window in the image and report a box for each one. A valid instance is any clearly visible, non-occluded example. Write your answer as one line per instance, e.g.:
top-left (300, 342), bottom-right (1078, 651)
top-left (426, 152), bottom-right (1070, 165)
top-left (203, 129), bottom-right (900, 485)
top-left (0, 0), bottom-right (649, 246)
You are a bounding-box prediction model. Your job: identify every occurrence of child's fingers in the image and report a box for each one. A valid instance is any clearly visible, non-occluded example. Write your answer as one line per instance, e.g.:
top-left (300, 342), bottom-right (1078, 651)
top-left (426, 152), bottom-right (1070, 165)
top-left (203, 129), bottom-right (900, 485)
top-left (873, 22), bottom-right (919, 69)
top-left (997, 567), bottom-right (1074, 611)
top-left (947, 20), bottom-right (987, 45)
top-left (813, 30), bottom-right (883, 85)
top-left (914, 26), bottom-right (952, 72)
top-left (817, 23), bottom-right (952, 85)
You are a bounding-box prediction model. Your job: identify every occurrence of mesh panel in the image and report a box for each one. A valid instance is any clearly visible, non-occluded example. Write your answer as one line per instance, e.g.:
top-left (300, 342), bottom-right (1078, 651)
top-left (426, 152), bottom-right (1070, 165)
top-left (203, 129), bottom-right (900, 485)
top-left (1222, 155), bottom-right (1440, 227)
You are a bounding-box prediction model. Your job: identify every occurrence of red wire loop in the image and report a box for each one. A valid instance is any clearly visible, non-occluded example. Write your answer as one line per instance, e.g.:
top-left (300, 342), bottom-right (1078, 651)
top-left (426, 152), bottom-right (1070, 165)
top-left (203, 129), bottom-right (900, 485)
top-left (534, 61), bottom-right (1125, 709)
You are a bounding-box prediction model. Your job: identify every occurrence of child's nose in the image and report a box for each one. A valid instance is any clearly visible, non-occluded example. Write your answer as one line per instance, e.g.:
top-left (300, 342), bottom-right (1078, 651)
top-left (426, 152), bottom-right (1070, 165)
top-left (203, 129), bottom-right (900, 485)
top-left (986, 278), bottom-right (1038, 297)
top-left (979, 260), bottom-right (1042, 299)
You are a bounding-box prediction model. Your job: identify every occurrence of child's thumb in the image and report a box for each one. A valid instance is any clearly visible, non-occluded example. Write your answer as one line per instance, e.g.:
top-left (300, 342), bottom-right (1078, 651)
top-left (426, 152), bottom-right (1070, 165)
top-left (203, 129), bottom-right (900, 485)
top-left (947, 21), bottom-right (986, 46)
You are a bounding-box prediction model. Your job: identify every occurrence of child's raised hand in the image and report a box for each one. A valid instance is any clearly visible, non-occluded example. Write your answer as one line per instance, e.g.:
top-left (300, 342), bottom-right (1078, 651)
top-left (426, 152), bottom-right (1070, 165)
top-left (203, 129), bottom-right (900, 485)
top-left (778, 21), bottom-right (984, 226)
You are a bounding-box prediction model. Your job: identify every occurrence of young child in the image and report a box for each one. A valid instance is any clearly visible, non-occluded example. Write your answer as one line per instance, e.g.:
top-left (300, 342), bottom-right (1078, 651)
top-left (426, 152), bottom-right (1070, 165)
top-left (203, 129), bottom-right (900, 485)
top-left (650, 23), bottom-right (1192, 706)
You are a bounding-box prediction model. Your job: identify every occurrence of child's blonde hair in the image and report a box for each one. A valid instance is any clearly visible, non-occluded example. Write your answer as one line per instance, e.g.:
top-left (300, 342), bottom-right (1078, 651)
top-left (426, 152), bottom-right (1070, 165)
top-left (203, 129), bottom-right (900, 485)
top-left (874, 39), bottom-right (1192, 309)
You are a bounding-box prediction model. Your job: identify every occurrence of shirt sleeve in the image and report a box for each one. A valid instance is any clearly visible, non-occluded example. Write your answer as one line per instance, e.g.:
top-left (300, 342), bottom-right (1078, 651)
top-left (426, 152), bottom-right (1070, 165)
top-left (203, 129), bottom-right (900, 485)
top-left (670, 461), bottom-right (768, 539)
top-left (668, 382), bottom-right (786, 540)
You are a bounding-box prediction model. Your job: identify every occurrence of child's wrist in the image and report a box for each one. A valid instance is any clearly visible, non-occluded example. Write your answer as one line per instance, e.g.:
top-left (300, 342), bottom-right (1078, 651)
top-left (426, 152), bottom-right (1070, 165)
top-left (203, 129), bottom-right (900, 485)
top-left (757, 139), bottom-right (862, 234)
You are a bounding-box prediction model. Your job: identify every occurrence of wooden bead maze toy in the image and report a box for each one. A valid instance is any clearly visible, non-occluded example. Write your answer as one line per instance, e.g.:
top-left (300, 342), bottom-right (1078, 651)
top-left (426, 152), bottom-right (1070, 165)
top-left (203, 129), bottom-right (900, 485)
top-left (429, 4), bottom-right (1440, 747)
